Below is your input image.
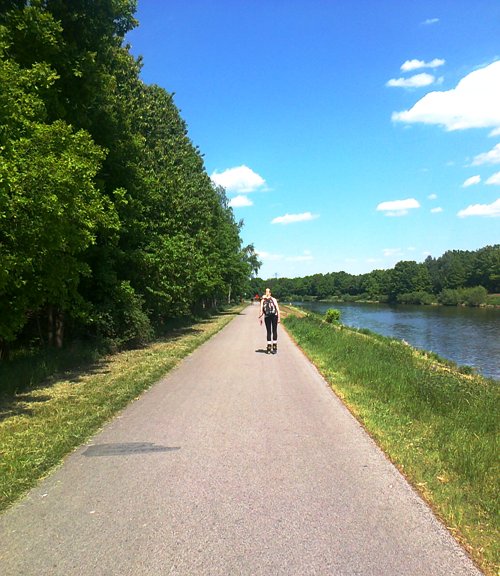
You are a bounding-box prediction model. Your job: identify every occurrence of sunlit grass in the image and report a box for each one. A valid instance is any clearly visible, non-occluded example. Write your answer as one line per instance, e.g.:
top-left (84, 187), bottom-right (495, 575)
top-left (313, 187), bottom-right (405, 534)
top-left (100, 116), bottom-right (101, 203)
top-left (486, 293), bottom-right (500, 306)
top-left (283, 308), bottom-right (499, 576)
top-left (0, 306), bottom-right (244, 512)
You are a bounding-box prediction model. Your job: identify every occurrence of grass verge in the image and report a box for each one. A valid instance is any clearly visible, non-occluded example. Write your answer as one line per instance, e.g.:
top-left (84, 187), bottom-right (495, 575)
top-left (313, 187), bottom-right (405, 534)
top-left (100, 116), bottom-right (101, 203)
top-left (282, 307), bottom-right (499, 576)
top-left (0, 305), bottom-right (244, 513)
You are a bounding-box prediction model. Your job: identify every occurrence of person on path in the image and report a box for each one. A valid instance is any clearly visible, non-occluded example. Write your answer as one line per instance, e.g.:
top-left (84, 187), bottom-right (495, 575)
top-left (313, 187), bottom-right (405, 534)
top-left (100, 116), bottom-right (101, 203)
top-left (259, 288), bottom-right (280, 354)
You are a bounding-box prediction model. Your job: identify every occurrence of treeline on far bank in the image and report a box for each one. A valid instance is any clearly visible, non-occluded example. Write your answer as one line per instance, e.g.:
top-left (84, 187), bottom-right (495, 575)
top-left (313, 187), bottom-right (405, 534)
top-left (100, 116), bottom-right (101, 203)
top-left (250, 245), bottom-right (500, 306)
top-left (0, 1), bottom-right (260, 361)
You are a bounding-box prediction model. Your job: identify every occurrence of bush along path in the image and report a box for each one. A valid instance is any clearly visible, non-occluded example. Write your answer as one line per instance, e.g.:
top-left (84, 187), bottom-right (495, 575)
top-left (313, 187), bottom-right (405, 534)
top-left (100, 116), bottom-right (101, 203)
top-left (282, 307), bottom-right (499, 576)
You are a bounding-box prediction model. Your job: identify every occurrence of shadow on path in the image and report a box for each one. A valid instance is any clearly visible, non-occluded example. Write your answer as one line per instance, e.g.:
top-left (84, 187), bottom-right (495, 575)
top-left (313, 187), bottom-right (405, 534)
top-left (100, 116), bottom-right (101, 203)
top-left (83, 443), bottom-right (181, 457)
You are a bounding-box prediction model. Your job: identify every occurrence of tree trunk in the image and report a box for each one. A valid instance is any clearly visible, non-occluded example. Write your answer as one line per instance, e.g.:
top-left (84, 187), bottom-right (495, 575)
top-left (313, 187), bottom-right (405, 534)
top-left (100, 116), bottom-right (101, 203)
top-left (227, 285), bottom-right (232, 304)
top-left (48, 305), bottom-right (54, 347)
top-left (55, 310), bottom-right (64, 349)
top-left (36, 313), bottom-right (45, 346)
top-left (48, 306), bottom-right (64, 349)
top-left (0, 338), bottom-right (9, 361)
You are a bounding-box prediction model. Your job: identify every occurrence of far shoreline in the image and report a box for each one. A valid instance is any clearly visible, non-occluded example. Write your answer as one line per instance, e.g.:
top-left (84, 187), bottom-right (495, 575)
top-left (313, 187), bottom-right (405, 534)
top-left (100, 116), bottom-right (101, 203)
top-left (285, 297), bottom-right (500, 309)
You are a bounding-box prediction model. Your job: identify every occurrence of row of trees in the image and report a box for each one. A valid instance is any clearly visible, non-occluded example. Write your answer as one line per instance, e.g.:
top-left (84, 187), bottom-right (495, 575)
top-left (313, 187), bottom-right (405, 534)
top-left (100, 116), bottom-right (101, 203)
top-left (0, 0), bottom-right (260, 356)
top-left (250, 245), bottom-right (499, 305)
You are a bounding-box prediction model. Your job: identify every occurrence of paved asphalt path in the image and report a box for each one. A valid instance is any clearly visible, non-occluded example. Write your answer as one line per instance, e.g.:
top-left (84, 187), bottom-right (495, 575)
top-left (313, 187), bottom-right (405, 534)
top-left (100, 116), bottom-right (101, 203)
top-left (0, 305), bottom-right (482, 575)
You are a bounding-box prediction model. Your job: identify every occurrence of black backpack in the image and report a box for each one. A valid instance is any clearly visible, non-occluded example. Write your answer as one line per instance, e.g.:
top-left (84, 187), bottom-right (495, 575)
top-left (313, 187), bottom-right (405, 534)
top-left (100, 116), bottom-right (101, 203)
top-left (263, 297), bottom-right (277, 317)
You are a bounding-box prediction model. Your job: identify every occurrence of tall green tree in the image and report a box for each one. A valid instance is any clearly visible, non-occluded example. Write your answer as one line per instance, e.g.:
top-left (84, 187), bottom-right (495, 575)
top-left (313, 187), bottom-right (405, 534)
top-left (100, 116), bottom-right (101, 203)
top-left (387, 261), bottom-right (432, 302)
top-left (467, 245), bottom-right (500, 292)
top-left (0, 21), bottom-right (119, 347)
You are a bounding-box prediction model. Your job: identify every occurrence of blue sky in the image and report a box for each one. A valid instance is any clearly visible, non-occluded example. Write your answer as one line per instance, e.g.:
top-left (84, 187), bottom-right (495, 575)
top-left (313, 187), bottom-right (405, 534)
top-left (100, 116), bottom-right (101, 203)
top-left (127, 1), bottom-right (500, 279)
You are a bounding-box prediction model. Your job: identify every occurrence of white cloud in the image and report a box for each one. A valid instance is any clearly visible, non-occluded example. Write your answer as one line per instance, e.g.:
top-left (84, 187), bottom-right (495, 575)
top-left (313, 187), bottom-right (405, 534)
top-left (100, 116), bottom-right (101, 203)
top-left (256, 250), bottom-right (283, 261)
top-left (376, 198), bottom-right (420, 216)
top-left (392, 61), bottom-right (500, 132)
top-left (486, 171), bottom-right (500, 185)
top-left (422, 18), bottom-right (440, 25)
top-left (401, 58), bottom-right (445, 72)
top-left (271, 212), bottom-right (319, 224)
top-left (431, 207), bottom-right (443, 213)
top-left (471, 143), bottom-right (500, 166)
top-left (229, 195), bottom-right (253, 208)
top-left (210, 165), bottom-right (266, 193)
top-left (286, 254), bottom-right (314, 262)
top-left (462, 175), bottom-right (481, 187)
top-left (458, 198), bottom-right (500, 217)
top-left (386, 73), bottom-right (438, 88)
top-left (256, 249), bottom-right (313, 263)
top-left (428, 193), bottom-right (438, 200)
top-left (377, 198), bottom-right (420, 211)
top-left (383, 248), bottom-right (403, 257)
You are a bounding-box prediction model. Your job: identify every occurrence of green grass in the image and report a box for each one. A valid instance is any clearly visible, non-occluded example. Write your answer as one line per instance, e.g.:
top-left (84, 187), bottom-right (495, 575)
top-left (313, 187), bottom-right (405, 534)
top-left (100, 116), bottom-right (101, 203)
top-left (0, 306), bottom-right (244, 513)
top-left (486, 293), bottom-right (500, 306)
top-left (283, 309), bottom-right (499, 576)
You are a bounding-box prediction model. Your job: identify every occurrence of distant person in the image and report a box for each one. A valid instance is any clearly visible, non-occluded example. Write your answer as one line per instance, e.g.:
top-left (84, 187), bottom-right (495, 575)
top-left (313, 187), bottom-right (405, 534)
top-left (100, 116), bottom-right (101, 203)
top-left (259, 288), bottom-right (280, 354)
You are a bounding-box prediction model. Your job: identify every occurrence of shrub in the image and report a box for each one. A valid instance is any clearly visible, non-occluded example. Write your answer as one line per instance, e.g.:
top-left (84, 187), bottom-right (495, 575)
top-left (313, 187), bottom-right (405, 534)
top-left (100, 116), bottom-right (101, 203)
top-left (324, 308), bottom-right (341, 324)
top-left (463, 286), bottom-right (487, 307)
top-left (93, 281), bottom-right (153, 348)
top-left (439, 288), bottom-right (461, 306)
top-left (397, 291), bottom-right (435, 305)
top-left (439, 286), bottom-right (488, 307)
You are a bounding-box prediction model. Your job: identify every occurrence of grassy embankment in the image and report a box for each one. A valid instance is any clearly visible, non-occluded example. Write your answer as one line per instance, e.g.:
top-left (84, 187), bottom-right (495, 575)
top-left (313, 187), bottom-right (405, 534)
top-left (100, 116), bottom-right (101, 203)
top-left (282, 305), bottom-right (499, 576)
top-left (0, 305), bottom-right (244, 513)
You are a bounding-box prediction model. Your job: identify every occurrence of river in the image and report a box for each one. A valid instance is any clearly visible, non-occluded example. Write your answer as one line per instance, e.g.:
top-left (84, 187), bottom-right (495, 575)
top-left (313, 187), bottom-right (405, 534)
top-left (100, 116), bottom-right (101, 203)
top-left (292, 301), bottom-right (500, 381)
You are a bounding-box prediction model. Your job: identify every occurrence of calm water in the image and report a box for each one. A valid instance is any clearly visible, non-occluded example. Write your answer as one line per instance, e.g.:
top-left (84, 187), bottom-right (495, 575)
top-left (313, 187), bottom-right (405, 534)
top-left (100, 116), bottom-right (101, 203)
top-left (293, 301), bottom-right (500, 380)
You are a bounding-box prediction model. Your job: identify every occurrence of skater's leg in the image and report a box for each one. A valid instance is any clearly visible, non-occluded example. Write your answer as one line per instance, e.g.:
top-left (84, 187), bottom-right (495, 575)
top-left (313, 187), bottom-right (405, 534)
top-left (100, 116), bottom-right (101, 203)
top-left (271, 316), bottom-right (278, 341)
top-left (271, 316), bottom-right (278, 353)
top-left (264, 317), bottom-right (272, 353)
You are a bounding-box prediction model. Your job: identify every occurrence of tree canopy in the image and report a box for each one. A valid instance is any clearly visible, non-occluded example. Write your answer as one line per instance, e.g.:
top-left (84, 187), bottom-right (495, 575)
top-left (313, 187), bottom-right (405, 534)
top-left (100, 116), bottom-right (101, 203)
top-left (0, 1), bottom-right (260, 353)
top-left (252, 245), bottom-right (499, 306)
